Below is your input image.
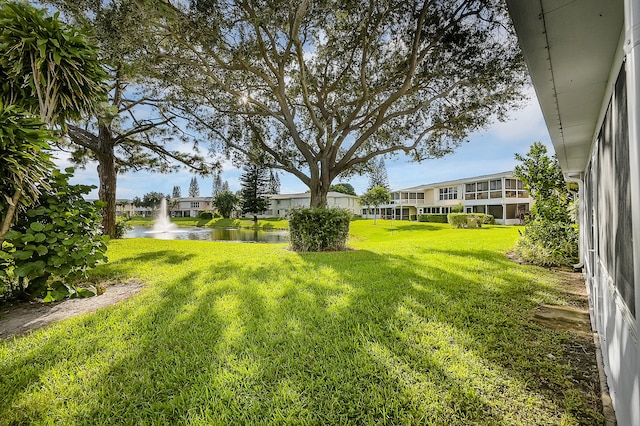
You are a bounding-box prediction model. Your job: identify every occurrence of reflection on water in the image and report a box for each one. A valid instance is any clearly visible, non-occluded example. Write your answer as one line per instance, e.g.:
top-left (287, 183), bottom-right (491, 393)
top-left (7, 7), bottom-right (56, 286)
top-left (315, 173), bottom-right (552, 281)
top-left (125, 226), bottom-right (289, 243)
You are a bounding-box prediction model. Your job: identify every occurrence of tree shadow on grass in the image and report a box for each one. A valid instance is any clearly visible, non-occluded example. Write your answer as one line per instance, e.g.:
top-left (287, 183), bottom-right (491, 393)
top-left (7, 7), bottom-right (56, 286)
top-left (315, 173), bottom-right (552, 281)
top-left (0, 246), bottom-right (601, 424)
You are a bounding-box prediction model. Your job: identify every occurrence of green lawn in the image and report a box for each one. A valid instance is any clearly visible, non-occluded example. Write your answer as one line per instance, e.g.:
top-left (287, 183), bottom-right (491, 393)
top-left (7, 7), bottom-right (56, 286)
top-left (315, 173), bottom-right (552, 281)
top-left (0, 221), bottom-right (602, 425)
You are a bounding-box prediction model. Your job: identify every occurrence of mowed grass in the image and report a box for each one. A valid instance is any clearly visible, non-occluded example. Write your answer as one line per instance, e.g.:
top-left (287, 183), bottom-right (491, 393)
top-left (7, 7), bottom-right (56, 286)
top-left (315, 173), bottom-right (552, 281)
top-left (0, 221), bottom-right (602, 425)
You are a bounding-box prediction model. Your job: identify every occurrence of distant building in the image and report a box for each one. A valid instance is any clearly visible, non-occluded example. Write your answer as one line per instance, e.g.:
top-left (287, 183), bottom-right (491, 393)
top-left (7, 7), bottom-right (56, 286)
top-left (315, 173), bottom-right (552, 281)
top-left (115, 200), bottom-right (151, 217)
top-left (264, 192), bottom-right (360, 217)
top-left (169, 197), bottom-right (214, 218)
top-left (362, 171), bottom-right (533, 225)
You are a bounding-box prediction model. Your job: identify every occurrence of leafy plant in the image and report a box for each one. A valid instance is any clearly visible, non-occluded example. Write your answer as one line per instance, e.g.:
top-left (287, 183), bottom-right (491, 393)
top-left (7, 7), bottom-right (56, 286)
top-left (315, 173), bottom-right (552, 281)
top-left (0, 1), bottom-right (107, 125)
top-left (288, 207), bottom-right (351, 252)
top-left (515, 221), bottom-right (579, 266)
top-left (0, 168), bottom-right (108, 301)
top-left (417, 214), bottom-right (448, 223)
top-left (360, 186), bottom-right (391, 225)
top-left (514, 142), bottom-right (577, 266)
top-left (0, 102), bottom-right (54, 242)
top-left (114, 216), bottom-right (133, 239)
top-left (451, 202), bottom-right (464, 213)
top-left (213, 190), bottom-right (239, 219)
top-left (447, 213), bottom-right (488, 228)
top-left (197, 211), bottom-right (213, 219)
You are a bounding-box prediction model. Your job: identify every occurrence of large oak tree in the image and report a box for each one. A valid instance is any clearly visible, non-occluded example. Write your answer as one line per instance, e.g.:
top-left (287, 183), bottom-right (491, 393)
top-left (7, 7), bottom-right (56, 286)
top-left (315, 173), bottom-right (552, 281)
top-left (138, 0), bottom-right (526, 207)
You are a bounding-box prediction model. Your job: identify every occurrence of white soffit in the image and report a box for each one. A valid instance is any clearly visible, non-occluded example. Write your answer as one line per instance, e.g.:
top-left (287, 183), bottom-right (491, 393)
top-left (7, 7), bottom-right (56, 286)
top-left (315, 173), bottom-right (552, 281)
top-left (506, 0), bottom-right (624, 173)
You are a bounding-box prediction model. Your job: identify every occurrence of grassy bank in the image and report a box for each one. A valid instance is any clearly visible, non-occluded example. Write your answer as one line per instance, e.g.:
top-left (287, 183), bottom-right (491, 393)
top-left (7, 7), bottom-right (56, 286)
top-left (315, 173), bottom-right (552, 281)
top-left (127, 216), bottom-right (288, 229)
top-left (0, 221), bottom-right (602, 424)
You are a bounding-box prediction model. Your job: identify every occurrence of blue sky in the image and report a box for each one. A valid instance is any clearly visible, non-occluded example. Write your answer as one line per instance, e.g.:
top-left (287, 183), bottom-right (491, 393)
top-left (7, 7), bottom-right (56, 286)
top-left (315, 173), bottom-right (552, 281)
top-left (57, 88), bottom-right (552, 199)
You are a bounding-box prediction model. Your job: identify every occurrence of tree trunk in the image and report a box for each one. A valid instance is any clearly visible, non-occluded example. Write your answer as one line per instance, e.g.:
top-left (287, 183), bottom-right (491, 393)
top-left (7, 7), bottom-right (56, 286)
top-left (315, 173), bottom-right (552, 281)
top-left (309, 173), bottom-right (329, 208)
top-left (0, 187), bottom-right (22, 244)
top-left (97, 126), bottom-right (117, 238)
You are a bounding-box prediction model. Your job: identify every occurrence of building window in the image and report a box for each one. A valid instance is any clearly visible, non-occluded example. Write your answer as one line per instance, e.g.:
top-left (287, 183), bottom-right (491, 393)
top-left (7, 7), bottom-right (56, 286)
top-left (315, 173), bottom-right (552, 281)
top-left (190, 202), bottom-right (200, 208)
top-left (504, 178), bottom-right (527, 198)
top-left (439, 187), bottom-right (458, 200)
top-left (417, 193), bottom-right (424, 200)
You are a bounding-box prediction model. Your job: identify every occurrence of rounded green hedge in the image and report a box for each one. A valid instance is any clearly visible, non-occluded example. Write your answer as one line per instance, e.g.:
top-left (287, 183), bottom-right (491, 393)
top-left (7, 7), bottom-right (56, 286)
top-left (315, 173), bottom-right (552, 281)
top-left (288, 207), bottom-right (351, 252)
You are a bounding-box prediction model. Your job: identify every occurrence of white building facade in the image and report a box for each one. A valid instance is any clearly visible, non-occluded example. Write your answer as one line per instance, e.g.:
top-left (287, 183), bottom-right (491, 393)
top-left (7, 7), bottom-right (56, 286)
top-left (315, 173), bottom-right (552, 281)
top-left (507, 1), bottom-right (640, 424)
top-left (265, 192), bottom-right (360, 217)
top-left (363, 172), bottom-right (533, 225)
top-left (169, 197), bottom-right (215, 218)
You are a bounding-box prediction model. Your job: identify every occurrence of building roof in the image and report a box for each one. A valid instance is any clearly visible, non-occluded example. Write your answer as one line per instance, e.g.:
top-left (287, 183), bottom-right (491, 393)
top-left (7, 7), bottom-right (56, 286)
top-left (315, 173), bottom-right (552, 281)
top-left (506, 0), bottom-right (624, 175)
top-left (172, 197), bottom-right (213, 201)
top-left (268, 191), bottom-right (359, 200)
top-left (394, 171), bottom-right (515, 192)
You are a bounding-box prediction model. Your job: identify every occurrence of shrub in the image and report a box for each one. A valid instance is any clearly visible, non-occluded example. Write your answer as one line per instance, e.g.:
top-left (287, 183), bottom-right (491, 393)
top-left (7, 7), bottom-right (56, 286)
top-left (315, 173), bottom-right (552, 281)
top-left (447, 213), bottom-right (488, 228)
top-left (452, 202), bottom-right (464, 213)
top-left (476, 214), bottom-right (495, 225)
top-left (0, 169), bottom-right (108, 301)
top-left (114, 217), bottom-right (133, 239)
top-left (410, 214), bottom-right (417, 221)
top-left (447, 213), bottom-right (469, 228)
top-left (418, 214), bottom-right (448, 223)
top-left (198, 210), bottom-right (213, 219)
top-left (288, 207), bottom-right (351, 252)
top-left (515, 221), bottom-right (579, 266)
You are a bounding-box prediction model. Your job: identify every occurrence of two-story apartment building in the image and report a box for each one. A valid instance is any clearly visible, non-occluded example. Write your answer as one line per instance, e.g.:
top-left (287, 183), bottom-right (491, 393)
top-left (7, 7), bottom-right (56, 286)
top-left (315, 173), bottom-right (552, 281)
top-left (264, 192), bottom-right (360, 217)
top-left (362, 172), bottom-right (533, 225)
top-left (169, 197), bottom-right (215, 218)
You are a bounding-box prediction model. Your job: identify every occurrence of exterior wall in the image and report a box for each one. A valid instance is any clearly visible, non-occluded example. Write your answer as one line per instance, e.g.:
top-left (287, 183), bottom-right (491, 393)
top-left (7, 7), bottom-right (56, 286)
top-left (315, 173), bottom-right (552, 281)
top-left (266, 193), bottom-right (360, 217)
top-left (170, 197), bottom-right (214, 218)
top-left (368, 173), bottom-right (533, 224)
top-left (424, 189), bottom-right (435, 205)
top-left (581, 13), bottom-right (640, 424)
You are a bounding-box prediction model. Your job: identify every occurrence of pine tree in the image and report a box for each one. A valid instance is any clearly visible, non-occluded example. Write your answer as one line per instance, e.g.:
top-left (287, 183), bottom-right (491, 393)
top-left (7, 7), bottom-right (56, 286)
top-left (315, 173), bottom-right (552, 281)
top-left (188, 177), bottom-right (200, 197)
top-left (212, 173), bottom-right (223, 197)
top-left (221, 180), bottom-right (230, 193)
top-left (240, 164), bottom-right (270, 222)
top-left (172, 185), bottom-right (181, 198)
top-left (268, 170), bottom-right (281, 194)
top-left (368, 157), bottom-right (390, 190)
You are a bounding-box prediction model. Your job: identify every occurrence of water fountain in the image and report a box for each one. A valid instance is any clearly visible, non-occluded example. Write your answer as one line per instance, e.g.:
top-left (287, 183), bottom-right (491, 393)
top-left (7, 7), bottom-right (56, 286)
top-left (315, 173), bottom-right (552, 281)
top-left (148, 198), bottom-right (179, 234)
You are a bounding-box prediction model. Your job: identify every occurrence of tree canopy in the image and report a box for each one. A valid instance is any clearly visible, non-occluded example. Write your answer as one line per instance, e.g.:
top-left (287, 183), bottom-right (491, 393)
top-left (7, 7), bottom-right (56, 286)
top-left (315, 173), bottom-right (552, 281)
top-left (368, 158), bottom-right (390, 190)
top-left (360, 186), bottom-right (391, 224)
top-left (34, 0), bottom-right (217, 237)
top-left (213, 191), bottom-right (238, 219)
top-left (329, 183), bottom-right (356, 196)
top-left (138, 0), bottom-right (526, 208)
top-left (514, 142), bottom-right (578, 266)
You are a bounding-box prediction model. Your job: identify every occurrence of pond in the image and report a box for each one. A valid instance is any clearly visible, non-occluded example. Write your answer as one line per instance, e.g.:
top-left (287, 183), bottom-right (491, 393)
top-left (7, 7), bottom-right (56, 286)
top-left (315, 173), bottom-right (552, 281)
top-left (125, 226), bottom-right (289, 243)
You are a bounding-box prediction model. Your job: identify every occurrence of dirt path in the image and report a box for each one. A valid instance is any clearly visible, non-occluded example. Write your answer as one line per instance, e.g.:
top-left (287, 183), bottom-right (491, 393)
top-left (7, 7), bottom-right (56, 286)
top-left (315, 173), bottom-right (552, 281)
top-left (0, 282), bottom-right (144, 339)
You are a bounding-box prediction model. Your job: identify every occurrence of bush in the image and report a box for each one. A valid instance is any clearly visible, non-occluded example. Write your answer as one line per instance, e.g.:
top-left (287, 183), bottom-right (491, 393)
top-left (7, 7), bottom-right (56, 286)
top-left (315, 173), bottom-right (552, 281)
top-left (410, 214), bottom-right (417, 221)
top-left (515, 221), bottom-right (579, 266)
top-left (447, 213), bottom-right (469, 228)
top-left (447, 213), bottom-right (490, 228)
top-left (476, 214), bottom-right (495, 225)
top-left (114, 217), bottom-right (133, 239)
top-left (288, 207), bottom-right (351, 252)
top-left (0, 169), bottom-right (107, 301)
top-left (417, 214), bottom-right (448, 223)
top-left (198, 210), bottom-right (213, 219)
